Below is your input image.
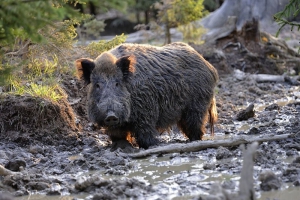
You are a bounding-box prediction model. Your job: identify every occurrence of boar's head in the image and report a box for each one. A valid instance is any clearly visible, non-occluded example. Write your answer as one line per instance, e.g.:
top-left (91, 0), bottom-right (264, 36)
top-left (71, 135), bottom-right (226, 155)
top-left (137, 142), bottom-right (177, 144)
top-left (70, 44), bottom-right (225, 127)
top-left (75, 52), bottom-right (135, 128)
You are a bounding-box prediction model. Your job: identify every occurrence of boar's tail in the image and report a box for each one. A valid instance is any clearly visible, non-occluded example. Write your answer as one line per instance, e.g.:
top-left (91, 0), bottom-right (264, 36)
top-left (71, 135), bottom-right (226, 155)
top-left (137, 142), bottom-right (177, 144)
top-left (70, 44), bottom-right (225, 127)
top-left (209, 97), bottom-right (218, 136)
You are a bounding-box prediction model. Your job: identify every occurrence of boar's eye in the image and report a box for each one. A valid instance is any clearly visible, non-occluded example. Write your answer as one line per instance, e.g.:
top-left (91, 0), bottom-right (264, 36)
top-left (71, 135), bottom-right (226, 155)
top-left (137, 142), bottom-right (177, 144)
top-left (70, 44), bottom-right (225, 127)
top-left (115, 82), bottom-right (119, 87)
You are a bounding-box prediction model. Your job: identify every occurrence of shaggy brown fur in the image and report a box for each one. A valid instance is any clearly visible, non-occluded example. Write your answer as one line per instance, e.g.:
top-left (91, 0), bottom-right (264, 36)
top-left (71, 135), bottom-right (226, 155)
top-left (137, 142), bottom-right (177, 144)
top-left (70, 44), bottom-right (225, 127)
top-left (76, 42), bottom-right (218, 149)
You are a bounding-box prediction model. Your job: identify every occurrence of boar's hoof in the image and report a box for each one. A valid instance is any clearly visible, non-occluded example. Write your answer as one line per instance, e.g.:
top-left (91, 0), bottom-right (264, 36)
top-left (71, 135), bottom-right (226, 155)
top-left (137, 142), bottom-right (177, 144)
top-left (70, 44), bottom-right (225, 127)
top-left (104, 112), bottom-right (119, 126)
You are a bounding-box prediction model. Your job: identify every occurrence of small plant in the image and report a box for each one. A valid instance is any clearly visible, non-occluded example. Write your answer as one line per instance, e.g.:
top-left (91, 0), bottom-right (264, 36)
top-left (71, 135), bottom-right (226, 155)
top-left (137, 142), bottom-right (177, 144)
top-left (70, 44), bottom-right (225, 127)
top-left (155, 0), bottom-right (208, 43)
top-left (0, 0), bottom-right (88, 45)
top-left (274, 0), bottom-right (300, 53)
top-left (274, 0), bottom-right (300, 36)
top-left (78, 18), bottom-right (106, 39)
top-left (8, 56), bottom-right (65, 102)
top-left (0, 63), bottom-right (14, 86)
top-left (177, 22), bottom-right (206, 44)
top-left (28, 83), bottom-right (65, 102)
top-left (1, 0), bottom-right (128, 104)
top-left (85, 34), bottom-right (127, 57)
top-left (9, 78), bottom-right (65, 102)
top-left (25, 56), bottom-right (59, 79)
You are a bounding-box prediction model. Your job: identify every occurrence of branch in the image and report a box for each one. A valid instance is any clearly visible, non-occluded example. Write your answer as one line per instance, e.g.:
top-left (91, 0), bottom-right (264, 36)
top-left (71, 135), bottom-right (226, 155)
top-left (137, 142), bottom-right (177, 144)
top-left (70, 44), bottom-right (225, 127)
top-left (0, 164), bottom-right (20, 176)
top-left (5, 40), bottom-right (31, 57)
top-left (238, 142), bottom-right (258, 200)
top-left (128, 133), bottom-right (295, 158)
top-left (233, 69), bottom-right (300, 85)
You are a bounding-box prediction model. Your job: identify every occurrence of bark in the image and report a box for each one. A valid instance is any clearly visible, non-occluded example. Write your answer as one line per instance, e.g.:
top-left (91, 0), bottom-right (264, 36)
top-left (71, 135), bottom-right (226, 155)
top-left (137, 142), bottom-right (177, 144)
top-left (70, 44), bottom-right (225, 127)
top-left (145, 10), bottom-right (150, 25)
top-left (202, 16), bottom-right (237, 42)
top-left (129, 133), bottom-right (294, 158)
top-left (200, 0), bottom-right (290, 34)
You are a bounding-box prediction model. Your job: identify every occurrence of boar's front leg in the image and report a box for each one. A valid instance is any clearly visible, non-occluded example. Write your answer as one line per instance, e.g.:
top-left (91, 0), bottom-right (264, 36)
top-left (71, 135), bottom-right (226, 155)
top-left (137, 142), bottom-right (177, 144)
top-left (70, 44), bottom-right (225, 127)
top-left (107, 128), bottom-right (128, 142)
top-left (133, 124), bottom-right (159, 149)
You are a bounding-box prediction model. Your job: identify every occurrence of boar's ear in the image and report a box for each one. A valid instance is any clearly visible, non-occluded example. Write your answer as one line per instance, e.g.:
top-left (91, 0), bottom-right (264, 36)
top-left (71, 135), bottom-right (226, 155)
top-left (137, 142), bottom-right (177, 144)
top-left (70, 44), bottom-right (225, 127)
top-left (75, 58), bottom-right (95, 84)
top-left (116, 55), bottom-right (136, 80)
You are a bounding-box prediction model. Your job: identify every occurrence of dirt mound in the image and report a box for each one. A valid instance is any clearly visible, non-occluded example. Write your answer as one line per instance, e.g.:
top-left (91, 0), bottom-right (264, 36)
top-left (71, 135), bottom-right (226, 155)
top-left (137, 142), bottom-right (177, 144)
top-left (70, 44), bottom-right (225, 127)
top-left (60, 74), bottom-right (89, 127)
top-left (0, 94), bottom-right (80, 146)
top-left (191, 19), bottom-right (300, 76)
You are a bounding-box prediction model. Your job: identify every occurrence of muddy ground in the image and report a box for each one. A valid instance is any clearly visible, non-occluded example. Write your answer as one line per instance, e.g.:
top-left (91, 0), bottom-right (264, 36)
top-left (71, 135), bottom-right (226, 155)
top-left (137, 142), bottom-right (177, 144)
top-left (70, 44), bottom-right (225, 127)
top-left (0, 68), bottom-right (299, 199)
top-left (1, 24), bottom-right (300, 199)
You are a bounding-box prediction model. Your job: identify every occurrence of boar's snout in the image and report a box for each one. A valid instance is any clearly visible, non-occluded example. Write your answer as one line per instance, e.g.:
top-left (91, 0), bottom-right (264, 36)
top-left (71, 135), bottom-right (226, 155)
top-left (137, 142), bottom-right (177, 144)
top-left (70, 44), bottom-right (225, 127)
top-left (104, 111), bottom-right (119, 126)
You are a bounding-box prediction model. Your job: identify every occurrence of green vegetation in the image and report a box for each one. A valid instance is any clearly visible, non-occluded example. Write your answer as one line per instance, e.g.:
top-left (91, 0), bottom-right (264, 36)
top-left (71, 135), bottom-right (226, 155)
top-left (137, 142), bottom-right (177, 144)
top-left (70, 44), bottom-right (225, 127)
top-left (133, 0), bottom-right (160, 24)
top-left (0, 0), bottom-right (87, 44)
top-left (80, 18), bottom-right (106, 38)
top-left (155, 0), bottom-right (208, 43)
top-left (177, 22), bottom-right (206, 44)
top-left (85, 34), bottom-right (127, 57)
top-left (0, 0), bottom-right (88, 87)
top-left (9, 81), bottom-right (65, 102)
top-left (0, 0), bottom-right (212, 101)
top-left (7, 54), bottom-right (65, 102)
top-left (0, 0), bottom-right (128, 102)
top-left (274, 0), bottom-right (300, 36)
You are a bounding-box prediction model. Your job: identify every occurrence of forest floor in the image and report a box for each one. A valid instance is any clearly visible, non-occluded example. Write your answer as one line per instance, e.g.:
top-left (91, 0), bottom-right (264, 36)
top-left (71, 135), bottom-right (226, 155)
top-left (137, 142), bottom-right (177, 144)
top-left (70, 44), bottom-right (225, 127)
top-left (0, 27), bottom-right (300, 200)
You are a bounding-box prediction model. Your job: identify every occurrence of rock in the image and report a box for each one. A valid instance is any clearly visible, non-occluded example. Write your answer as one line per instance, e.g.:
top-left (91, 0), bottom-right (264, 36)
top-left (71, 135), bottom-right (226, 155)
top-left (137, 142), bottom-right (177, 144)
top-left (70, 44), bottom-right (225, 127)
top-left (47, 183), bottom-right (61, 195)
top-left (259, 170), bottom-right (281, 191)
top-left (247, 127), bottom-right (260, 135)
top-left (265, 103), bottom-right (280, 111)
top-left (29, 145), bottom-right (44, 154)
top-left (5, 159), bottom-right (26, 172)
top-left (0, 150), bottom-right (8, 159)
top-left (26, 182), bottom-right (50, 190)
top-left (292, 156), bottom-right (300, 164)
top-left (293, 179), bottom-right (300, 186)
top-left (196, 183), bottom-right (233, 200)
top-left (203, 163), bottom-right (216, 170)
top-left (216, 146), bottom-right (232, 160)
top-left (236, 104), bottom-right (255, 121)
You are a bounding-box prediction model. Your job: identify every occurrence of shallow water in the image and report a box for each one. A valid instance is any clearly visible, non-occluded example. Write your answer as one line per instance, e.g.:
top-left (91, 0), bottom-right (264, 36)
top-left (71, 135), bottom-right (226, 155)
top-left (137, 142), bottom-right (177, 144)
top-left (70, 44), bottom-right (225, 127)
top-left (15, 151), bottom-right (299, 200)
top-left (12, 85), bottom-right (300, 200)
top-left (258, 184), bottom-right (300, 200)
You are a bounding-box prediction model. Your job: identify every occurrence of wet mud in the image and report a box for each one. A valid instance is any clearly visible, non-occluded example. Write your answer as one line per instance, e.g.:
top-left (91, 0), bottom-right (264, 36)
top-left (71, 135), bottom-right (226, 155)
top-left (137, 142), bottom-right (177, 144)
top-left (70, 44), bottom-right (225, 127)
top-left (0, 73), bottom-right (299, 199)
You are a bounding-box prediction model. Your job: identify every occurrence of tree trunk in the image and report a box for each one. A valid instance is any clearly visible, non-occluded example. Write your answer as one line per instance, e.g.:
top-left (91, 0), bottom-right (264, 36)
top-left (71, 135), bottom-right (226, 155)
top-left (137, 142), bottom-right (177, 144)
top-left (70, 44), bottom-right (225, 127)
top-left (200, 0), bottom-right (290, 35)
top-left (136, 12), bottom-right (141, 24)
top-left (89, 2), bottom-right (96, 16)
top-left (144, 10), bottom-right (150, 25)
top-left (165, 24), bottom-right (171, 44)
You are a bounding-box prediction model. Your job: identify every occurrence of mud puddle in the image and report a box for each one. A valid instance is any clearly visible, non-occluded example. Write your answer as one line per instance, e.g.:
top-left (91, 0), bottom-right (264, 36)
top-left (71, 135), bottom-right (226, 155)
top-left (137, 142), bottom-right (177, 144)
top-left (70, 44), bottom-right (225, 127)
top-left (258, 185), bottom-right (300, 200)
top-left (14, 151), bottom-right (299, 200)
top-left (2, 75), bottom-right (300, 200)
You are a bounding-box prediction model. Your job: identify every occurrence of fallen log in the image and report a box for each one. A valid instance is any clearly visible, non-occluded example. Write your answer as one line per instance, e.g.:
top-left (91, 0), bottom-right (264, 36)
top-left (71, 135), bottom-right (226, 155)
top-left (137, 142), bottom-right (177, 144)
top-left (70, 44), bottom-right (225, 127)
top-left (129, 133), bottom-right (295, 158)
top-left (233, 69), bottom-right (300, 85)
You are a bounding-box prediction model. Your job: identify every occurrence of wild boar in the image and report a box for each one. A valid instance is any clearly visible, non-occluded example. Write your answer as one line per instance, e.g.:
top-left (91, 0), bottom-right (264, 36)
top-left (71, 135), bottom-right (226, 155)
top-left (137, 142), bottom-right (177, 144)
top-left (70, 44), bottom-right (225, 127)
top-left (76, 42), bottom-right (218, 149)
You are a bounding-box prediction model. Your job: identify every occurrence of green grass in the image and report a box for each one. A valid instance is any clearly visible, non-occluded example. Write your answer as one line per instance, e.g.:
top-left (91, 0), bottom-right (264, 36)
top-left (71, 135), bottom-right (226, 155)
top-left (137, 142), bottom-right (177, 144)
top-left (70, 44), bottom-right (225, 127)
top-left (8, 55), bottom-right (66, 102)
top-left (9, 78), bottom-right (65, 102)
top-left (4, 30), bottom-right (127, 102)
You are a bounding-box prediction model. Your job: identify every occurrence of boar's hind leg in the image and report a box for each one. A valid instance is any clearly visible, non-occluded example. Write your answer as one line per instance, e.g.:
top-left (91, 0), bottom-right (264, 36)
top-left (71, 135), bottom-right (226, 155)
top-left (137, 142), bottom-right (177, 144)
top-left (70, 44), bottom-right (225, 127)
top-left (134, 125), bottom-right (160, 149)
top-left (178, 108), bottom-right (209, 141)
